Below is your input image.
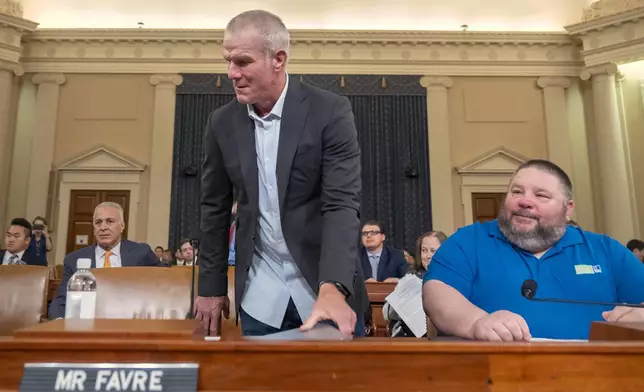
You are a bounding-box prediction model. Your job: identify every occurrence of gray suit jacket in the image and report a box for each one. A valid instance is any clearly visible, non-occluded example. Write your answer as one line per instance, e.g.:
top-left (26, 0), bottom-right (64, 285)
top-left (48, 240), bottom-right (164, 319)
top-left (199, 76), bottom-right (367, 319)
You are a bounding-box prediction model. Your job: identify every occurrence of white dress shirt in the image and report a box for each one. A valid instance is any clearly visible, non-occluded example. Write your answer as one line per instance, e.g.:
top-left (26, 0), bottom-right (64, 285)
top-left (2, 250), bottom-right (25, 265)
top-left (95, 242), bottom-right (122, 268)
top-left (240, 75), bottom-right (317, 328)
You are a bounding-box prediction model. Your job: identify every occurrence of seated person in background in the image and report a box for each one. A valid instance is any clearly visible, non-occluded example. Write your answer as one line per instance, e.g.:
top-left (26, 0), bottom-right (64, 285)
top-left (49, 201), bottom-right (164, 319)
top-left (409, 231), bottom-right (447, 278)
top-left (423, 159), bottom-right (644, 341)
top-left (154, 246), bottom-right (164, 262)
top-left (360, 221), bottom-right (407, 283)
top-left (27, 216), bottom-right (53, 266)
top-left (179, 238), bottom-right (197, 266)
top-left (384, 230), bottom-right (447, 337)
top-left (174, 249), bottom-right (184, 266)
top-left (403, 250), bottom-right (414, 268)
top-left (626, 239), bottom-right (644, 263)
top-left (1, 218), bottom-right (46, 266)
top-left (162, 249), bottom-right (172, 264)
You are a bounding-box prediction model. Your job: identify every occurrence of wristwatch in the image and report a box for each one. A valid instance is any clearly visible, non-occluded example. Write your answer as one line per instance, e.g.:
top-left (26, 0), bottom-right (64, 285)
top-left (321, 281), bottom-right (350, 298)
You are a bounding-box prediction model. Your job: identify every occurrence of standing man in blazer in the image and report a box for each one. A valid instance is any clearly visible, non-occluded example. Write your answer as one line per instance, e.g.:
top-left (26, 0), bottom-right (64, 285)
top-left (195, 9), bottom-right (366, 337)
top-left (48, 202), bottom-right (163, 319)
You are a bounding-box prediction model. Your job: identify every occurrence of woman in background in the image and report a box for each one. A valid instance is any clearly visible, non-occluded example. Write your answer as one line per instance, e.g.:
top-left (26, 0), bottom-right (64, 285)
top-left (27, 216), bottom-right (53, 266)
top-left (384, 230), bottom-right (447, 338)
top-left (408, 231), bottom-right (447, 278)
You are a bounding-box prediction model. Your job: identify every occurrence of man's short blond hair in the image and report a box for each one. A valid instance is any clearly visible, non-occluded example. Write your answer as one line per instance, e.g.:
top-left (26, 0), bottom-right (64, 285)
top-left (94, 201), bottom-right (124, 222)
top-left (225, 9), bottom-right (290, 58)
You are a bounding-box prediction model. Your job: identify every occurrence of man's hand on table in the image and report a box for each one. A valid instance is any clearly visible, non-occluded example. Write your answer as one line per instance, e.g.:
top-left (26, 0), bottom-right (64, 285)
top-left (194, 296), bottom-right (230, 336)
top-left (469, 310), bottom-right (531, 341)
top-left (300, 283), bottom-right (356, 337)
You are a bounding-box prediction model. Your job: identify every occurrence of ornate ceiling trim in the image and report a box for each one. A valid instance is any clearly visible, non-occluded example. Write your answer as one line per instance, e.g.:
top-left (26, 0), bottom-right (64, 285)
top-left (0, 13), bottom-right (37, 71)
top-left (19, 29), bottom-right (583, 76)
top-left (581, 0), bottom-right (644, 22)
top-left (566, 6), bottom-right (644, 66)
top-left (0, 0), bottom-right (23, 18)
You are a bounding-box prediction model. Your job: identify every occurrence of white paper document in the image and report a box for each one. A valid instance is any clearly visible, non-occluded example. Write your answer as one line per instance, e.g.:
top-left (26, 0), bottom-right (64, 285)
top-left (243, 323), bottom-right (352, 341)
top-left (385, 275), bottom-right (427, 337)
top-left (530, 338), bottom-right (588, 342)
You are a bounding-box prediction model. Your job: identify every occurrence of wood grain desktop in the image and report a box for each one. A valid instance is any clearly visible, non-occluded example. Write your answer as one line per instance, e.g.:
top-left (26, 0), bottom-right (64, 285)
top-left (1, 321), bottom-right (644, 391)
top-left (13, 319), bottom-right (204, 340)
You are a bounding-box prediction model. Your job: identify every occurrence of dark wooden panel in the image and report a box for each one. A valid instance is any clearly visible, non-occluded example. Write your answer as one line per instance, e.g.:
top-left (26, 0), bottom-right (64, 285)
top-left (2, 333), bottom-right (644, 391)
top-left (472, 192), bottom-right (505, 223)
top-left (66, 190), bottom-right (100, 253)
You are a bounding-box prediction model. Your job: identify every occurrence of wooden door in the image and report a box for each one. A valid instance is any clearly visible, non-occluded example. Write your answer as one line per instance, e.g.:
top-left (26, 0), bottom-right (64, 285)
top-left (472, 193), bottom-right (505, 224)
top-left (66, 190), bottom-right (130, 254)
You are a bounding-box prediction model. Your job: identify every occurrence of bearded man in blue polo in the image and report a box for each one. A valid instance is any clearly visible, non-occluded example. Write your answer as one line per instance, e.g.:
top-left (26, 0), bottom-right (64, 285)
top-left (423, 159), bottom-right (644, 340)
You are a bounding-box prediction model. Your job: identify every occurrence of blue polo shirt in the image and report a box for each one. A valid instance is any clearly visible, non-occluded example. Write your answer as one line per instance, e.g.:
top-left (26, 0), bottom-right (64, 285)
top-left (424, 220), bottom-right (644, 339)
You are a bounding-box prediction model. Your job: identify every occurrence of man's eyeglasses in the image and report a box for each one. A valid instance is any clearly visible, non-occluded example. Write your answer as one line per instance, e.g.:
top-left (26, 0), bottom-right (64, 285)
top-left (361, 230), bottom-right (382, 237)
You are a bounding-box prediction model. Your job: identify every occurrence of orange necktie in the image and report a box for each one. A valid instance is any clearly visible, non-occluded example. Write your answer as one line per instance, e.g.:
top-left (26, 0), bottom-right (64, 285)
top-left (103, 250), bottom-right (111, 268)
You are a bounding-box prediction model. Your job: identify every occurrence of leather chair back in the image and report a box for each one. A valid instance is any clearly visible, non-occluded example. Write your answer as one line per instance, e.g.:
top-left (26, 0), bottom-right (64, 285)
top-left (91, 266), bottom-right (239, 335)
top-left (0, 265), bottom-right (49, 335)
top-left (92, 267), bottom-right (196, 319)
top-left (92, 266), bottom-right (236, 328)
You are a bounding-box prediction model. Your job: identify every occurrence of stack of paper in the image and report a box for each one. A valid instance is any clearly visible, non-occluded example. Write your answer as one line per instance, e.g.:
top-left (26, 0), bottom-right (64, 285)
top-left (244, 323), bottom-right (352, 341)
top-left (529, 338), bottom-right (588, 342)
top-left (385, 275), bottom-right (427, 337)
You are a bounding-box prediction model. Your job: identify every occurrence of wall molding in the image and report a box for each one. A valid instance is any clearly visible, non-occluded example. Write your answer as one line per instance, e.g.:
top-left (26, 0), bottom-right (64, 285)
top-left (566, 6), bottom-right (644, 66)
top-left (0, 13), bottom-right (37, 69)
top-left (456, 146), bottom-right (528, 226)
top-left (19, 29), bottom-right (584, 76)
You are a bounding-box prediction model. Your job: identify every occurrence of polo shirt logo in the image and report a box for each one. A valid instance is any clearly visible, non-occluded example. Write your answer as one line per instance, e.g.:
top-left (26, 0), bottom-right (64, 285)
top-left (574, 264), bottom-right (595, 275)
top-left (593, 265), bottom-right (602, 273)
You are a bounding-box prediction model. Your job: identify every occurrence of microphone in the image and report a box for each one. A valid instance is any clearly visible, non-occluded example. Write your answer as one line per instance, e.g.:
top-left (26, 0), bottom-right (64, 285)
top-left (521, 279), bottom-right (644, 308)
top-left (185, 231), bottom-right (201, 319)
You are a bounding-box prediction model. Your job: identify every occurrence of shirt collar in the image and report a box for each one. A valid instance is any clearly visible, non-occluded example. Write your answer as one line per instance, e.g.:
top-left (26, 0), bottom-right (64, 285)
top-left (488, 219), bottom-right (584, 250)
top-left (247, 74), bottom-right (289, 121)
top-left (368, 247), bottom-right (383, 258)
top-left (98, 241), bottom-right (121, 257)
top-left (7, 250), bottom-right (25, 260)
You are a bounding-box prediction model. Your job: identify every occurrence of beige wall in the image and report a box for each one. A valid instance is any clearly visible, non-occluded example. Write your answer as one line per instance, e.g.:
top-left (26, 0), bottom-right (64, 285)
top-left (448, 77), bottom-right (548, 228)
top-left (8, 70), bottom-right (632, 261)
top-left (54, 74), bottom-right (155, 241)
top-left (620, 76), bottom-right (644, 238)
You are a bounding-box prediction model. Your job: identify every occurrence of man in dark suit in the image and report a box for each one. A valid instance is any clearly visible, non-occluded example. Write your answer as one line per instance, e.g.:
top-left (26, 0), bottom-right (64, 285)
top-left (48, 202), bottom-right (162, 319)
top-left (360, 221), bottom-right (408, 282)
top-left (195, 9), bottom-right (366, 337)
top-left (1, 218), bottom-right (46, 266)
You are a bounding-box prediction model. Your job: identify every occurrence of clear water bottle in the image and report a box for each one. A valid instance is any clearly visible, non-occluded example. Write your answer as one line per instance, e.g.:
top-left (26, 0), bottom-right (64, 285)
top-left (64, 258), bottom-right (97, 319)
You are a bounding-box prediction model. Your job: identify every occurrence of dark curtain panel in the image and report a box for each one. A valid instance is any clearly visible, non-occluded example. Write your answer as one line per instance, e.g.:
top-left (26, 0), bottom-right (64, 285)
top-left (350, 95), bottom-right (431, 253)
top-left (169, 74), bottom-right (431, 254)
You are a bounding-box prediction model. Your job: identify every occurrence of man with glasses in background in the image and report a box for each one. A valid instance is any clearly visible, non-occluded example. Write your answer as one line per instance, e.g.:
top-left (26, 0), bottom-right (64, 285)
top-left (359, 221), bottom-right (408, 283)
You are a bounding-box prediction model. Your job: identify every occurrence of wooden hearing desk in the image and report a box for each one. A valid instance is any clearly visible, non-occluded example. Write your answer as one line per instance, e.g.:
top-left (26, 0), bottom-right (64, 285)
top-left (2, 319), bottom-right (644, 391)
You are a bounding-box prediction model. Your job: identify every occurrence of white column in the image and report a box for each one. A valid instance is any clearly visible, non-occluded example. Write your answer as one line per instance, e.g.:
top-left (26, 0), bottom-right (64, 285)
top-left (147, 74), bottom-right (183, 247)
top-left (537, 77), bottom-right (573, 176)
top-left (25, 73), bottom-right (66, 219)
top-left (580, 63), bottom-right (636, 242)
top-left (420, 76), bottom-right (455, 234)
top-left (0, 65), bottom-right (21, 228)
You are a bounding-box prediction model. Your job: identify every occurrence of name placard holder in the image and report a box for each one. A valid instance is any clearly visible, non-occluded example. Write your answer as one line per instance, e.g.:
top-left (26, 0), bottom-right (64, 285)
top-left (19, 363), bottom-right (198, 392)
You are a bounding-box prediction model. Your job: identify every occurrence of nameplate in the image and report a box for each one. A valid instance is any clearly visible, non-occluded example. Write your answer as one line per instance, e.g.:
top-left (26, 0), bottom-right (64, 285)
top-left (20, 363), bottom-right (198, 392)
